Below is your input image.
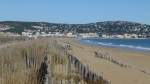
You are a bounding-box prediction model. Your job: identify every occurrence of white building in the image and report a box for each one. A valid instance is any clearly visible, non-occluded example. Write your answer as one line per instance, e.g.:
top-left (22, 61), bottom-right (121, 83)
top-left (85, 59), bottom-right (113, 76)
top-left (66, 32), bottom-right (77, 37)
top-left (22, 32), bottom-right (33, 37)
top-left (124, 34), bottom-right (138, 38)
top-left (102, 34), bottom-right (110, 38)
top-left (114, 35), bottom-right (124, 38)
top-left (79, 33), bottom-right (99, 38)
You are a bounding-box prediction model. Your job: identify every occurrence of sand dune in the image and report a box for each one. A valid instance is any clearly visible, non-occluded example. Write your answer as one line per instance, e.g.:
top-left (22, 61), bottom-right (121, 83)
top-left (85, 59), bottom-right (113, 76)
top-left (58, 38), bottom-right (150, 84)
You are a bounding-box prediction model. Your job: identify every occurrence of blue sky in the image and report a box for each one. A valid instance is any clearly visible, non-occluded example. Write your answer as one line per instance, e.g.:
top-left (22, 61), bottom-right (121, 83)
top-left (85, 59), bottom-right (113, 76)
top-left (0, 0), bottom-right (150, 24)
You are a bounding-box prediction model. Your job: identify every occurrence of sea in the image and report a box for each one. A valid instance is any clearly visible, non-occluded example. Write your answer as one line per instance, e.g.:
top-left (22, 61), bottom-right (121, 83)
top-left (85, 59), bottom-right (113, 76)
top-left (80, 38), bottom-right (150, 51)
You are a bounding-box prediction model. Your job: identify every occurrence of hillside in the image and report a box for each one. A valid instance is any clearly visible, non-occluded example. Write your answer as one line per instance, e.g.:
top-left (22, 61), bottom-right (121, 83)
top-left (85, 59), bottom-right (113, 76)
top-left (0, 21), bottom-right (150, 35)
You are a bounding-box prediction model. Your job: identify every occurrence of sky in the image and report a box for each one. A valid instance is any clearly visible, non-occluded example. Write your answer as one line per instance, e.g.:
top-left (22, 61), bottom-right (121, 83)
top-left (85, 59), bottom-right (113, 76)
top-left (0, 0), bottom-right (150, 24)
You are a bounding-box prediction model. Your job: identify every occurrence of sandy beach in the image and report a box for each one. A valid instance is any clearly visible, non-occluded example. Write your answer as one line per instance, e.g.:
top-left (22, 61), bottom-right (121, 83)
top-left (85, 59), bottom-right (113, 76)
top-left (57, 38), bottom-right (150, 84)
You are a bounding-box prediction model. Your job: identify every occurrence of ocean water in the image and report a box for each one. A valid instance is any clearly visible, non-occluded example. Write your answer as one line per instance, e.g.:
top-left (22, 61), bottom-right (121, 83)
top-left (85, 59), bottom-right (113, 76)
top-left (80, 38), bottom-right (150, 51)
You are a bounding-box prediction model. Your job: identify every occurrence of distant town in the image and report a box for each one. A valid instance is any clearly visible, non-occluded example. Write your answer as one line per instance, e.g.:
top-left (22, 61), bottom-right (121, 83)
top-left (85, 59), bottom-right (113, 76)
top-left (0, 21), bottom-right (150, 39)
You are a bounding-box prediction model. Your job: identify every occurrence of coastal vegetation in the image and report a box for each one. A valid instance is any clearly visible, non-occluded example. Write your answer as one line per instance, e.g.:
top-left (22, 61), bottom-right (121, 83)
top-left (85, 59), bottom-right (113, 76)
top-left (0, 35), bottom-right (27, 45)
top-left (0, 37), bottom-right (110, 84)
top-left (0, 39), bottom-right (49, 84)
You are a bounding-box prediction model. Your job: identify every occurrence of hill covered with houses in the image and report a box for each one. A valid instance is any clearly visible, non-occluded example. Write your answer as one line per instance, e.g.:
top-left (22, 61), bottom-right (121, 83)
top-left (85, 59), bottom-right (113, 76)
top-left (0, 21), bottom-right (150, 38)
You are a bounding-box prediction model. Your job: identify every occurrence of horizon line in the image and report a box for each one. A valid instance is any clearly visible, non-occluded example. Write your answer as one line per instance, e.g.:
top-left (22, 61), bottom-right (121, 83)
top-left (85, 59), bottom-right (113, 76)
top-left (0, 20), bottom-right (149, 25)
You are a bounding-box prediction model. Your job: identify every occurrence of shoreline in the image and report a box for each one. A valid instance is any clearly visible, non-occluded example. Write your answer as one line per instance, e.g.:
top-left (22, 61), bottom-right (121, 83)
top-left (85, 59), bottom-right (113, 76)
top-left (79, 40), bottom-right (150, 55)
top-left (80, 37), bottom-right (150, 39)
top-left (79, 38), bottom-right (150, 52)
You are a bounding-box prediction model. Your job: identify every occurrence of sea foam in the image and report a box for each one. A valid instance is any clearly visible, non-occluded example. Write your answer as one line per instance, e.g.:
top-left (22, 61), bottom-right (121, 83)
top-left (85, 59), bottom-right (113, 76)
top-left (81, 39), bottom-right (150, 51)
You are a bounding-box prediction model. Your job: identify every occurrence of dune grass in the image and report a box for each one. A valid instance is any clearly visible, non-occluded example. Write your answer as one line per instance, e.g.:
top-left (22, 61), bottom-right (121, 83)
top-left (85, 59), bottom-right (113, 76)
top-left (0, 36), bottom-right (27, 45)
top-left (0, 39), bottom-right (49, 84)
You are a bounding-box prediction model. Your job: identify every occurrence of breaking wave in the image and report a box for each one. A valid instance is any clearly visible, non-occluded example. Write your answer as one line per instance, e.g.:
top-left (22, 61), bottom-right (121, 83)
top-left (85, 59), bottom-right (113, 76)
top-left (81, 39), bottom-right (150, 51)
